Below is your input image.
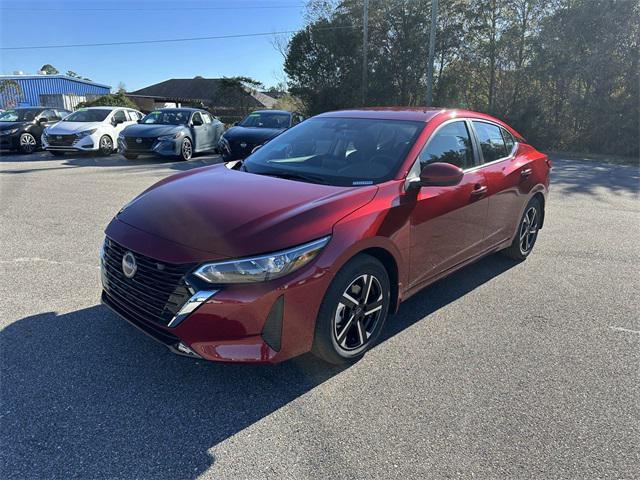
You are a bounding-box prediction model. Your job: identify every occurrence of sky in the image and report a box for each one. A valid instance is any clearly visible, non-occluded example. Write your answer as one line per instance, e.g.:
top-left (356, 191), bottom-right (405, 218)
top-left (0, 0), bottom-right (307, 91)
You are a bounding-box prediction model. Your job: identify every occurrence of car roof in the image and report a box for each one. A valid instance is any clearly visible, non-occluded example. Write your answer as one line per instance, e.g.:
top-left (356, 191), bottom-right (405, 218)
top-left (156, 107), bottom-right (202, 112)
top-left (315, 107), bottom-right (525, 140)
top-left (250, 109), bottom-right (292, 115)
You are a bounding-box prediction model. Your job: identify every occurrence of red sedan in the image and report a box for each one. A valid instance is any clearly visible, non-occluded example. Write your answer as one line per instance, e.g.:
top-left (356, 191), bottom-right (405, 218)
top-left (101, 108), bottom-right (550, 364)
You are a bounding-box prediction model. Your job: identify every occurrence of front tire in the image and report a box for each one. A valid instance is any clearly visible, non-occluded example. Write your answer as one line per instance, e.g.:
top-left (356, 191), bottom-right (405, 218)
top-left (502, 197), bottom-right (542, 260)
top-left (179, 137), bottom-right (193, 161)
top-left (312, 254), bottom-right (391, 364)
top-left (18, 133), bottom-right (37, 154)
top-left (98, 135), bottom-right (113, 156)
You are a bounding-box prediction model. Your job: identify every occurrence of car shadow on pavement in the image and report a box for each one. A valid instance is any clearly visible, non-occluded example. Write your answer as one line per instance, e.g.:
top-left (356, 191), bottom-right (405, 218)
top-left (0, 254), bottom-right (517, 479)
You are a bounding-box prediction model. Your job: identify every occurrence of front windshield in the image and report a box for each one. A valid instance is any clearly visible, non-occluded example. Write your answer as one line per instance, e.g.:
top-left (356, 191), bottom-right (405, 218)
top-left (64, 109), bottom-right (110, 122)
top-left (243, 117), bottom-right (424, 186)
top-left (0, 109), bottom-right (40, 122)
top-left (141, 110), bottom-right (190, 125)
top-left (239, 112), bottom-right (291, 129)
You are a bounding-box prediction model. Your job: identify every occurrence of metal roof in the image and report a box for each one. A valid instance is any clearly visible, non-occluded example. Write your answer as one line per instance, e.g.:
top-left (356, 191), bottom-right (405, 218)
top-left (0, 74), bottom-right (111, 89)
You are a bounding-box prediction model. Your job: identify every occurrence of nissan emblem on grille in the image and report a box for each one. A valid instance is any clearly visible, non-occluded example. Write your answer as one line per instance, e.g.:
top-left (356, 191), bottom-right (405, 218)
top-left (122, 251), bottom-right (137, 278)
top-left (136, 138), bottom-right (142, 143)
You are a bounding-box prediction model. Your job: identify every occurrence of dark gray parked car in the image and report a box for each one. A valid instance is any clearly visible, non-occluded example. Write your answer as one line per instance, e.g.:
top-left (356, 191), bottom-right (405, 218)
top-left (118, 108), bottom-right (224, 161)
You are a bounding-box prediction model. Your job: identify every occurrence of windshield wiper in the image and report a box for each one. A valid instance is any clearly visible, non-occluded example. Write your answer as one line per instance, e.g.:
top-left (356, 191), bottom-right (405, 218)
top-left (259, 170), bottom-right (328, 185)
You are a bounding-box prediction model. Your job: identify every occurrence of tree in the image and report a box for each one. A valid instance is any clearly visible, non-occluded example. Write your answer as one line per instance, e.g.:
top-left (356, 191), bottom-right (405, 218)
top-left (75, 91), bottom-right (138, 109)
top-left (0, 80), bottom-right (22, 108)
top-left (40, 64), bottom-right (59, 75)
top-left (283, 0), bottom-right (639, 157)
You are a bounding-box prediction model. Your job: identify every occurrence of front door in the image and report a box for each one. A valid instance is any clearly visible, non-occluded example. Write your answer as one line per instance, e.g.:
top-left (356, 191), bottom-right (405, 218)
top-left (190, 112), bottom-right (207, 151)
top-left (409, 120), bottom-right (489, 288)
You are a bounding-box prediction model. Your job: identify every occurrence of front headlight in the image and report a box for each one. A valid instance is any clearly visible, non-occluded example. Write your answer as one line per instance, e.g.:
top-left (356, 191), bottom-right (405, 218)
top-left (194, 236), bottom-right (330, 284)
top-left (76, 128), bottom-right (97, 138)
top-left (1, 128), bottom-right (19, 135)
top-left (158, 132), bottom-right (183, 141)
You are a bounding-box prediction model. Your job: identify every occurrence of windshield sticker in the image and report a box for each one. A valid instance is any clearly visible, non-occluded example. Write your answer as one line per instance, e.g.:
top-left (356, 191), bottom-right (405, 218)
top-left (352, 180), bottom-right (374, 186)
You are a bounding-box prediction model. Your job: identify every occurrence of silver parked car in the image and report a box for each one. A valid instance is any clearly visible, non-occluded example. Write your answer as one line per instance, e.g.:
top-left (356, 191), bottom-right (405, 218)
top-left (118, 108), bottom-right (224, 161)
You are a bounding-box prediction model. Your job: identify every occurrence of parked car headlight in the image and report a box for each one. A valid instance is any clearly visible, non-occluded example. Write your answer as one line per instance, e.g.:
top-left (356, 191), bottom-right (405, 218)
top-left (157, 132), bottom-right (183, 141)
top-left (76, 128), bottom-right (97, 138)
top-left (1, 128), bottom-right (19, 135)
top-left (193, 236), bottom-right (330, 284)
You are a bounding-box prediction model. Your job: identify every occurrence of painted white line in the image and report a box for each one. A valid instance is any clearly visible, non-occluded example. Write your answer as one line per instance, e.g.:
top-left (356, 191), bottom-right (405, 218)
top-left (609, 326), bottom-right (640, 335)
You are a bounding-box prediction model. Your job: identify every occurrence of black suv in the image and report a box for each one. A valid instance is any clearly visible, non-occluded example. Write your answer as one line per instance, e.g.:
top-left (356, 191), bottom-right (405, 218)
top-left (0, 107), bottom-right (70, 153)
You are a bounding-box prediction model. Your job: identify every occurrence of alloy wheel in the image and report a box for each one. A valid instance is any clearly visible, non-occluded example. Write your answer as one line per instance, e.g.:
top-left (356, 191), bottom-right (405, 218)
top-left (519, 206), bottom-right (539, 254)
top-left (99, 135), bottom-right (113, 155)
top-left (333, 274), bottom-right (384, 351)
top-left (182, 139), bottom-right (192, 160)
top-left (20, 133), bottom-right (36, 153)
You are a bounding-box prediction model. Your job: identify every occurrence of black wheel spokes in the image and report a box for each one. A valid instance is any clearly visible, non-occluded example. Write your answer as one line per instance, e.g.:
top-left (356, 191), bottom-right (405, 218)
top-left (335, 274), bottom-right (383, 351)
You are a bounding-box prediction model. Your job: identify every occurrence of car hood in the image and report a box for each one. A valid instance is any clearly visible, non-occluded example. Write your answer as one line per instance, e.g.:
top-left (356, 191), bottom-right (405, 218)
top-left (121, 124), bottom-right (185, 138)
top-left (47, 121), bottom-right (102, 134)
top-left (223, 126), bottom-right (284, 144)
top-left (0, 121), bottom-right (28, 131)
top-left (111, 164), bottom-right (377, 258)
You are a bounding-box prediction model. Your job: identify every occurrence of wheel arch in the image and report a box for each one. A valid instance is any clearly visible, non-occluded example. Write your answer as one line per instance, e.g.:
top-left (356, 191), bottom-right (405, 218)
top-left (532, 191), bottom-right (545, 229)
top-left (357, 247), bottom-right (400, 313)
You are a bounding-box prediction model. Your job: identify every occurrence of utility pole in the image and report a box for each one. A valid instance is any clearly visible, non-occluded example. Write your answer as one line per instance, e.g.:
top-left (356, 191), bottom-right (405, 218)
top-left (362, 0), bottom-right (369, 106)
top-left (426, 0), bottom-right (438, 106)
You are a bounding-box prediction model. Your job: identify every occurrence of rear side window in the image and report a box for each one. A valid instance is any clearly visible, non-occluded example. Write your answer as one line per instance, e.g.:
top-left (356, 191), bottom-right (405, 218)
top-left (201, 112), bottom-right (212, 124)
top-left (419, 121), bottom-right (474, 170)
top-left (112, 110), bottom-right (127, 123)
top-left (501, 128), bottom-right (515, 154)
top-left (473, 121), bottom-right (508, 162)
top-left (127, 110), bottom-right (140, 121)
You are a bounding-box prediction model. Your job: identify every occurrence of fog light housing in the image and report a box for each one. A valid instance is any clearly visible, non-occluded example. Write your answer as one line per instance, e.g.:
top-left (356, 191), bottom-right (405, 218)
top-left (176, 342), bottom-right (199, 357)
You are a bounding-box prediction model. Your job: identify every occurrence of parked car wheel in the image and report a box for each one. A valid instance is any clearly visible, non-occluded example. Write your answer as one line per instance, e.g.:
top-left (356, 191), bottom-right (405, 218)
top-left (502, 197), bottom-right (542, 261)
top-left (124, 153), bottom-right (138, 160)
top-left (179, 137), bottom-right (193, 161)
top-left (98, 135), bottom-right (113, 156)
top-left (49, 151), bottom-right (65, 157)
top-left (18, 133), bottom-right (37, 154)
top-left (312, 254), bottom-right (391, 364)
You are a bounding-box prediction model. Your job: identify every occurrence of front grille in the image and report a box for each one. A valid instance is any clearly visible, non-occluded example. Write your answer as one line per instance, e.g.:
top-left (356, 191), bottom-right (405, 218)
top-left (229, 140), bottom-right (255, 159)
top-left (101, 238), bottom-right (194, 327)
top-left (125, 136), bottom-right (156, 151)
top-left (48, 134), bottom-right (77, 146)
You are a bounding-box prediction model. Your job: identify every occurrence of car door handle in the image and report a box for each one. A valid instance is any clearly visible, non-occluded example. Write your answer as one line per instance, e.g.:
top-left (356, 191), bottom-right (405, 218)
top-left (471, 184), bottom-right (488, 197)
top-left (520, 168), bottom-right (532, 178)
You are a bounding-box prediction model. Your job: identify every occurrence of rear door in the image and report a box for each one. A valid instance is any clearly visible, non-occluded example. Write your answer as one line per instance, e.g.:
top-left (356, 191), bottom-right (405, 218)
top-left (470, 121), bottom-right (531, 246)
top-left (409, 120), bottom-right (490, 287)
top-left (111, 110), bottom-right (129, 135)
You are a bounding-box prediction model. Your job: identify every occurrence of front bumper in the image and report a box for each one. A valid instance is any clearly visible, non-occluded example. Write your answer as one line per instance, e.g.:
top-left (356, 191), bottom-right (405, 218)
top-left (43, 133), bottom-right (98, 152)
top-left (0, 132), bottom-right (19, 150)
top-left (100, 224), bottom-right (334, 363)
top-left (218, 137), bottom-right (257, 160)
top-left (119, 136), bottom-right (181, 157)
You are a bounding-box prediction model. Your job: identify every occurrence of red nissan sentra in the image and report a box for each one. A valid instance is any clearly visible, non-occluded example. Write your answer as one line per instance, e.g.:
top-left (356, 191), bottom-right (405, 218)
top-left (101, 108), bottom-right (550, 364)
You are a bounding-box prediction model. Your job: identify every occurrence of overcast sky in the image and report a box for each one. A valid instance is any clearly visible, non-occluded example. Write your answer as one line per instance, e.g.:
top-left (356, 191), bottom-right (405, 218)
top-left (0, 0), bottom-right (306, 91)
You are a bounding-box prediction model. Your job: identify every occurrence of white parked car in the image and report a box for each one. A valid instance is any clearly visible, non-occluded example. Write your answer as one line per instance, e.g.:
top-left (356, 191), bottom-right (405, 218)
top-left (42, 106), bottom-right (143, 156)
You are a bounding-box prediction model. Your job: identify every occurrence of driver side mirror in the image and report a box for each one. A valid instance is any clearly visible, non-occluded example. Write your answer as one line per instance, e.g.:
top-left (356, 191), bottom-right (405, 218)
top-left (418, 162), bottom-right (464, 187)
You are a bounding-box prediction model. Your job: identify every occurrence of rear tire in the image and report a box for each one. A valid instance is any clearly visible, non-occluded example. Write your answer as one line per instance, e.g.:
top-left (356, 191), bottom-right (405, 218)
top-left (502, 197), bottom-right (542, 261)
top-left (311, 254), bottom-right (391, 365)
top-left (124, 153), bottom-right (138, 160)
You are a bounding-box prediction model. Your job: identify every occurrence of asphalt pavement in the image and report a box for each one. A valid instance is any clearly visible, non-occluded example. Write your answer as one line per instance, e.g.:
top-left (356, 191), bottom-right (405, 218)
top-left (0, 150), bottom-right (638, 479)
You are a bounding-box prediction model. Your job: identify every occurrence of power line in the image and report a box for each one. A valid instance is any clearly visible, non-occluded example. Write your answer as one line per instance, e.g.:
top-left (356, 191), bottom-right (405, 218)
top-left (0, 4), bottom-right (306, 12)
top-left (0, 26), bottom-right (359, 51)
